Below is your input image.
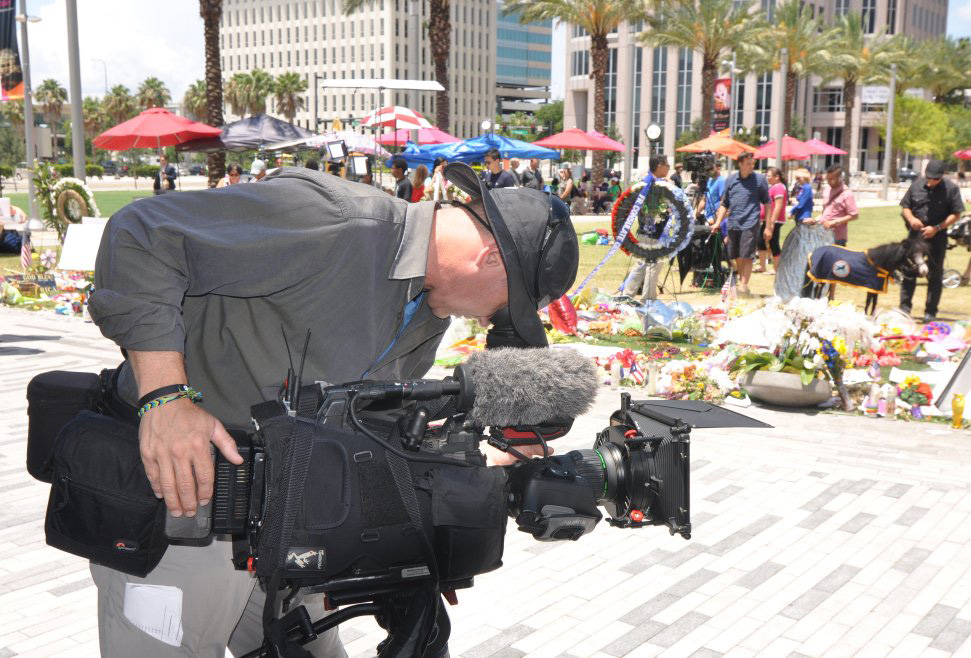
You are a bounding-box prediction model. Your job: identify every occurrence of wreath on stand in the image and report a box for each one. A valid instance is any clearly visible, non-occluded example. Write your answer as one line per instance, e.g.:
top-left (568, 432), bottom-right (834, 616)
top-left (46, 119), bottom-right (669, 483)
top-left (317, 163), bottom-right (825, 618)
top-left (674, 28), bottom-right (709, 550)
top-left (610, 178), bottom-right (693, 263)
top-left (32, 163), bottom-right (100, 242)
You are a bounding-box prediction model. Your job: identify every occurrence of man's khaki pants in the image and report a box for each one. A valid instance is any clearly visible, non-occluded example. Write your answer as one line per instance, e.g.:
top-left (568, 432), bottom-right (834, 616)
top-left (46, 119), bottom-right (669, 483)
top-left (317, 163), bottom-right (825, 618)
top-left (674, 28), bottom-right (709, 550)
top-left (91, 540), bottom-right (347, 657)
top-left (623, 257), bottom-right (662, 302)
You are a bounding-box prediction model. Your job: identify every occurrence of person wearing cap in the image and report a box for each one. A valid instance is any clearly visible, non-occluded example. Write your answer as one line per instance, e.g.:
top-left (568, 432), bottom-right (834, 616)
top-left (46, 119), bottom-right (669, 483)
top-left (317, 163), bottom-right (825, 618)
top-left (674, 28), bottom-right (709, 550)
top-left (249, 158), bottom-right (267, 182)
top-left (899, 159), bottom-right (965, 322)
top-left (85, 163), bottom-right (578, 656)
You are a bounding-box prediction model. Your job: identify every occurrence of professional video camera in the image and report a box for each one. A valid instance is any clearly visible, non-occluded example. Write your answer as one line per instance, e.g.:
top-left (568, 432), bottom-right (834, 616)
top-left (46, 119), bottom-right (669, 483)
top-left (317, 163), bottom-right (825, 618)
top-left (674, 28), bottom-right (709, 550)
top-left (158, 346), bottom-right (767, 658)
top-left (683, 151), bottom-right (717, 204)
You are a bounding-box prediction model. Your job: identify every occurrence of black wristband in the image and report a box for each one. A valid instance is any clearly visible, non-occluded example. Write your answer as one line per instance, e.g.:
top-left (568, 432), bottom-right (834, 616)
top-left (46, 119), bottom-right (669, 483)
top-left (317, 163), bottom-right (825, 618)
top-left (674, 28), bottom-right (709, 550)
top-left (137, 384), bottom-right (191, 409)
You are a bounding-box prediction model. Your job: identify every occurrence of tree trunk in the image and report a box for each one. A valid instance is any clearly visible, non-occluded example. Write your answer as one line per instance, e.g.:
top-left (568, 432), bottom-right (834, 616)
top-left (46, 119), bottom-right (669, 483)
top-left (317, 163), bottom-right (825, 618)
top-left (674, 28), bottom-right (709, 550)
top-left (842, 77), bottom-right (856, 168)
top-left (200, 0), bottom-right (225, 188)
top-left (701, 59), bottom-right (716, 136)
top-left (783, 70), bottom-right (797, 136)
top-left (429, 0), bottom-right (451, 133)
top-left (590, 33), bottom-right (609, 189)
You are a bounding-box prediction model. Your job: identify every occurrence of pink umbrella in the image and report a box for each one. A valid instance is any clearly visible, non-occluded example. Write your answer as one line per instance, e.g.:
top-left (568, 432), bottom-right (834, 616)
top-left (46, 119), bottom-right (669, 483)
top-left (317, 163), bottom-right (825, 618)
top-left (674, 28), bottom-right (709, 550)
top-left (753, 135), bottom-right (816, 161)
top-left (533, 128), bottom-right (625, 152)
top-left (359, 105), bottom-right (433, 130)
top-left (806, 138), bottom-right (848, 156)
top-left (93, 107), bottom-right (222, 150)
top-left (377, 126), bottom-right (461, 146)
top-left (954, 149), bottom-right (971, 160)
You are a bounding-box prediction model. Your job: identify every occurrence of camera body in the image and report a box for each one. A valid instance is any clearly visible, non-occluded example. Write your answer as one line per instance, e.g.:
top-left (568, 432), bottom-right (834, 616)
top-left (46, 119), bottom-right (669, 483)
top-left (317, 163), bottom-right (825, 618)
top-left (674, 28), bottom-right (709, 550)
top-left (684, 152), bottom-right (716, 176)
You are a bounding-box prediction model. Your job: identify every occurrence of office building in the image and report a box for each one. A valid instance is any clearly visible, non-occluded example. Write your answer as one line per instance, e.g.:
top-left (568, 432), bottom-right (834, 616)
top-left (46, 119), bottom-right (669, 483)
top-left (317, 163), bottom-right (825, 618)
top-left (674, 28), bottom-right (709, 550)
top-left (496, 4), bottom-right (552, 123)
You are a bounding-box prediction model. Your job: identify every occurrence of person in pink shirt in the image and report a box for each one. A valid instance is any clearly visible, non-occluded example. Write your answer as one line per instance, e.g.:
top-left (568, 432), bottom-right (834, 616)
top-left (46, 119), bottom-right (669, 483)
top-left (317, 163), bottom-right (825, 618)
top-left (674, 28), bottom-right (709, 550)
top-left (760, 167), bottom-right (788, 273)
top-left (810, 163), bottom-right (859, 299)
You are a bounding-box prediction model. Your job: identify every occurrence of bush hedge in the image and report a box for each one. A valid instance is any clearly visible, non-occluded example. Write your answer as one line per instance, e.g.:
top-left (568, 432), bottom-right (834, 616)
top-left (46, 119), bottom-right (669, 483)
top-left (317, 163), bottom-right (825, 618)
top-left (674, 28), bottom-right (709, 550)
top-left (85, 164), bottom-right (104, 178)
top-left (0, 164), bottom-right (13, 178)
top-left (133, 164), bottom-right (158, 179)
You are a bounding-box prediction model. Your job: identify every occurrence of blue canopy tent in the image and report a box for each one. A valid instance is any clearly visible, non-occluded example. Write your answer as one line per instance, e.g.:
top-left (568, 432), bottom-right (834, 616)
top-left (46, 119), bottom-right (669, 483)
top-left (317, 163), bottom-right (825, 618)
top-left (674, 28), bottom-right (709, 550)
top-left (387, 133), bottom-right (559, 168)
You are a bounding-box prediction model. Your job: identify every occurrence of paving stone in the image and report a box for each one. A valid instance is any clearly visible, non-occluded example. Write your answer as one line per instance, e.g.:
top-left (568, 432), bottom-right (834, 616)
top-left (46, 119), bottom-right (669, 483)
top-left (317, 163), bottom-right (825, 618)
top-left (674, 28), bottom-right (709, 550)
top-left (913, 605), bottom-right (959, 638)
top-left (894, 548), bottom-right (932, 575)
top-left (884, 483), bottom-right (913, 499)
top-left (735, 561), bottom-right (786, 590)
top-left (707, 516), bottom-right (782, 557)
top-left (464, 625), bottom-right (533, 658)
top-left (705, 485), bottom-right (743, 503)
top-left (602, 620), bottom-right (665, 656)
top-left (894, 506), bottom-right (930, 526)
top-left (649, 612), bottom-right (711, 648)
top-left (839, 512), bottom-right (878, 534)
top-left (929, 617), bottom-right (971, 653)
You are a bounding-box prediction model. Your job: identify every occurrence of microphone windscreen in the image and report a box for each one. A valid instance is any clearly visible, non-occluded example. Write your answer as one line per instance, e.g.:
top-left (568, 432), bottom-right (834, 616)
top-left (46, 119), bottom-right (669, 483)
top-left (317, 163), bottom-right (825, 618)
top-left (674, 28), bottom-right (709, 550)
top-left (464, 347), bottom-right (599, 427)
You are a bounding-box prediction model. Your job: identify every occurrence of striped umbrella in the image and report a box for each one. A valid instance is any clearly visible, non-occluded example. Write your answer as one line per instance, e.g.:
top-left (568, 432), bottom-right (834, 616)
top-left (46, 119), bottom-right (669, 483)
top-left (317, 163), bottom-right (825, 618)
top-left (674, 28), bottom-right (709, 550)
top-left (359, 105), bottom-right (433, 131)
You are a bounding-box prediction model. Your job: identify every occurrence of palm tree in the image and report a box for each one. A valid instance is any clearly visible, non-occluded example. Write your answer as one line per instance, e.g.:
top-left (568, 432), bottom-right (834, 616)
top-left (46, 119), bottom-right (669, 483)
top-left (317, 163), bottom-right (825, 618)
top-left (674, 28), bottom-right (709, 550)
top-left (343, 0), bottom-right (452, 132)
top-left (102, 84), bottom-right (137, 125)
top-left (504, 0), bottom-right (646, 187)
top-left (820, 14), bottom-right (897, 161)
top-left (81, 96), bottom-right (106, 135)
top-left (642, 0), bottom-right (762, 137)
top-left (738, 0), bottom-right (833, 136)
top-left (273, 72), bottom-right (308, 123)
top-left (182, 80), bottom-right (208, 121)
top-left (137, 77), bottom-right (171, 110)
top-left (921, 37), bottom-right (971, 102)
top-left (249, 69), bottom-right (275, 115)
top-left (223, 72), bottom-right (253, 117)
top-left (34, 78), bottom-right (68, 157)
top-left (200, 0), bottom-right (225, 187)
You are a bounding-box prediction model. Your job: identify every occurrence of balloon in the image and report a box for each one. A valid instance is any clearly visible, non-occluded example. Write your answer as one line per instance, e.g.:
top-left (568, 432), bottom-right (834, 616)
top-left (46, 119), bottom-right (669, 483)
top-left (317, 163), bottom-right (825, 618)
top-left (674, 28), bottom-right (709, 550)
top-left (548, 294), bottom-right (578, 334)
top-left (670, 301), bottom-right (694, 317)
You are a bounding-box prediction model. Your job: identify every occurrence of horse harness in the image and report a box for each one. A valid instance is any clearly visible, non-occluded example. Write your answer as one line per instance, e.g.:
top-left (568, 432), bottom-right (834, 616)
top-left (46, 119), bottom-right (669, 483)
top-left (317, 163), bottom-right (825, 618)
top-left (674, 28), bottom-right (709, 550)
top-left (807, 245), bottom-right (890, 295)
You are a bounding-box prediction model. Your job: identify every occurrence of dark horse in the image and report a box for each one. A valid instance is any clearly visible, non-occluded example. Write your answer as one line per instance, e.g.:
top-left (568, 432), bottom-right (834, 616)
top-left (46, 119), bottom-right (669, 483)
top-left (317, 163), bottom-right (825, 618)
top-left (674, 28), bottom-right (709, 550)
top-left (800, 237), bottom-right (930, 315)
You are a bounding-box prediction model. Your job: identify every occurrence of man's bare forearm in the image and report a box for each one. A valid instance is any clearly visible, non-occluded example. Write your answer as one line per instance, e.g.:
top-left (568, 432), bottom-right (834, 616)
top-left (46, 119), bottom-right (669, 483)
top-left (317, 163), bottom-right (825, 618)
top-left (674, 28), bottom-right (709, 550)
top-left (129, 351), bottom-right (188, 398)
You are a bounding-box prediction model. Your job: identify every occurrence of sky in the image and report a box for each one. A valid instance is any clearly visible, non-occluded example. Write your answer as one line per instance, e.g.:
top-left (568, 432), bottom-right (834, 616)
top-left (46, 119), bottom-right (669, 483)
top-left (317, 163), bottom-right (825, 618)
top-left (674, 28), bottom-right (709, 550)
top-left (21, 0), bottom-right (971, 105)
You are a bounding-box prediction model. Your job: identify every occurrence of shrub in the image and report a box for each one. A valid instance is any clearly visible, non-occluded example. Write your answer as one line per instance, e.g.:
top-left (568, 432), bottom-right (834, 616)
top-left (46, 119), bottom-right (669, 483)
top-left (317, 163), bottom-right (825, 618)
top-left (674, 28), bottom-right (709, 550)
top-left (55, 163), bottom-right (75, 177)
top-left (0, 164), bottom-right (12, 178)
top-left (85, 164), bottom-right (104, 178)
top-left (133, 164), bottom-right (157, 179)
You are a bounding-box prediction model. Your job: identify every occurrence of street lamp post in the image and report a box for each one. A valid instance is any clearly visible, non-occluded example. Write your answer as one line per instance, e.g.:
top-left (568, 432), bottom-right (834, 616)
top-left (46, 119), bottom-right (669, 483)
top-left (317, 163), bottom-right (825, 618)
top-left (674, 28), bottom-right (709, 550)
top-left (66, 0), bottom-right (85, 180)
top-left (16, 1), bottom-right (40, 221)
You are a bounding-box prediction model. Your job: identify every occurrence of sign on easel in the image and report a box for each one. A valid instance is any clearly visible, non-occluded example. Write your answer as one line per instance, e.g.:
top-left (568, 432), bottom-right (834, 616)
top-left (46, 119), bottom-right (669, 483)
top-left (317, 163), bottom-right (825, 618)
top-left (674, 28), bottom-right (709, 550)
top-left (57, 222), bottom-right (108, 271)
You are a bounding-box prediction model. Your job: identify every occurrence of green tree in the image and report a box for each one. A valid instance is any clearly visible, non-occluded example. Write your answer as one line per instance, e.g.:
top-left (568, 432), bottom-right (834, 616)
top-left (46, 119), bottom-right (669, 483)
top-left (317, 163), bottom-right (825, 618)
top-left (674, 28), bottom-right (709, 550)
top-left (248, 69), bottom-right (275, 115)
top-left (737, 0), bottom-right (833, 136)
top-left (34, 78), bottom-right (68, 157)
top-left (223, 72), bottom-right (252, 117)
top-left (0, 99), bottom-right (23, 131)
top-left (945, 105), bottom-right (971, 167)
top-left (535, 99), bottom-right (564, 135)
top-left (102, 84), bottom-right (137, 125)
top-left (273, 72), bottom-right (307, 123)
top-left (921, 37), bottom-right (971, 103)
top-left (182, 79), bottom-right (208, 121)
top-left (642, 0), bottom-right (761, 136)
top-left (136, 76), bottom-right (171, 110)
top-left (82, 96), bottom-right (105, 135)
top-left (504, 0), bottom-right (645, 188)
top-left (344, 0), bottom-right (452, 132)
top-left (820, 14), bottom-right (897, 165)
top-left (879, 96), bottom-right (954, 160)
top-left (0, 123), bottom-right (26, 168)
top-left (200, 0), bottom-right (226, 187)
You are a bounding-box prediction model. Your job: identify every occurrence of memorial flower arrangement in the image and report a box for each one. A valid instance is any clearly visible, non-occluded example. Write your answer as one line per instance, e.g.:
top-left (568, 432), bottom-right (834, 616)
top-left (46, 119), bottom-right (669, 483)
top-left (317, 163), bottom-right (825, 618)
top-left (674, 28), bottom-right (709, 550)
top-left (898, 375), bottom-right (933, 407)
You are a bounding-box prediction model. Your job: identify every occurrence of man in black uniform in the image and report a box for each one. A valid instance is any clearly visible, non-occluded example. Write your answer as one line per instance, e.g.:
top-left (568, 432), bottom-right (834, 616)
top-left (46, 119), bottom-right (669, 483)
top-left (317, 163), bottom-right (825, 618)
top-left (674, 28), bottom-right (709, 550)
top-left (899, 159), bottom-right (966, 322)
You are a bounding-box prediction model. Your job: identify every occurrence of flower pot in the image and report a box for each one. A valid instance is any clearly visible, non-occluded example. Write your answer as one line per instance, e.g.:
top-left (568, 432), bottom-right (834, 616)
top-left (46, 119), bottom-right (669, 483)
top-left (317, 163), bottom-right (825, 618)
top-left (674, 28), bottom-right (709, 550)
top-left (739, 370), bottom-right (832, 407)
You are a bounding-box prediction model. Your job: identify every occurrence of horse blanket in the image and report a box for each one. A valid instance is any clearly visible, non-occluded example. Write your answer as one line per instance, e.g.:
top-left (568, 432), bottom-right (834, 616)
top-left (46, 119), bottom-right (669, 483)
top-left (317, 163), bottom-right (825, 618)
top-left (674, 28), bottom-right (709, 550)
top-left (807, 245), bottom-right (890, 294)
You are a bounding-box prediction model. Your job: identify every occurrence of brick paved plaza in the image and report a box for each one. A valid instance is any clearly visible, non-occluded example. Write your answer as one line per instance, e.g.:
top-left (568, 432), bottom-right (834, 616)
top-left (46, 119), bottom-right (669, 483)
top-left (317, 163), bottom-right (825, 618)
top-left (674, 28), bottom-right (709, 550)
top-left (2, 307), bottom-right (971, 657)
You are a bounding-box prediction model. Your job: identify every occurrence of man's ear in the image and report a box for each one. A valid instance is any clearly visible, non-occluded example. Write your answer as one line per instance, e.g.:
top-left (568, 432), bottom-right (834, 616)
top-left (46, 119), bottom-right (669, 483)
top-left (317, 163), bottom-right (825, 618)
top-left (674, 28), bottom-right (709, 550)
top-left (475, 244), bottom-right (503, 270)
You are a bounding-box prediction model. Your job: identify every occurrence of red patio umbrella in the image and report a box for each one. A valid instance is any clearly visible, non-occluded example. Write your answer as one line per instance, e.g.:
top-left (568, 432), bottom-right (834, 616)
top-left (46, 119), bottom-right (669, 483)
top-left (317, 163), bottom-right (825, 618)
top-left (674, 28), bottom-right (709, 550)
top-left (753, 135), bottom-right (815, 161)
top-left (93, 107), bottom-right (222, 150)
top-left (805, 138), bottom-right (848, 156)
top-left (676, 134), bottom-right (756, 160)
top-left (954, 149), bottom-right (971, 160)
top-left (359, 105), bottom-right (433, 131)
top-left (376, 126), bottom-right (460, 146)
top-left (534, 128), bottom-right (624, 151)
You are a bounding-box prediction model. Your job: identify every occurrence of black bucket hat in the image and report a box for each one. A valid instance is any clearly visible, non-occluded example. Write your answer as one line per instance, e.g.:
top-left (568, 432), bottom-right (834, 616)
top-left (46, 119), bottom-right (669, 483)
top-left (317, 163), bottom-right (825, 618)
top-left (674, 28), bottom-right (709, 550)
top-left (444, 162), bottom-right (579, 347)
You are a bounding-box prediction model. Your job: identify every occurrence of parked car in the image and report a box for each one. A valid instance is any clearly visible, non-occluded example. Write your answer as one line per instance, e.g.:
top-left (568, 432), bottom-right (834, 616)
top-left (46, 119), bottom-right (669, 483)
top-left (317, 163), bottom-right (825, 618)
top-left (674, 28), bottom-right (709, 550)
top-left (189, 164), bottom-right (206, 176)
top-left (101, 160), bottom-right (117, 176)
top-left (898, 167), bottom-right (918, 182)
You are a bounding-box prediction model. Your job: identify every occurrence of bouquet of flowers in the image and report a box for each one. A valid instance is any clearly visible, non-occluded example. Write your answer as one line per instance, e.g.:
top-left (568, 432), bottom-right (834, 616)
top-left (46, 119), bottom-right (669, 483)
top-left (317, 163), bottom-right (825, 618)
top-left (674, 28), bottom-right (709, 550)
top-left (664, 363), bottom-right (725, 403)
top-left (898, 375), bottom-right (933, 407)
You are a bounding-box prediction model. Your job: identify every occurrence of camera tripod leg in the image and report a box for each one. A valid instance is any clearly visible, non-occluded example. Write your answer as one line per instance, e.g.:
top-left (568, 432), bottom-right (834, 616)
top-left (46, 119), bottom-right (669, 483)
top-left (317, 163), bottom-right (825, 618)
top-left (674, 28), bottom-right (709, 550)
top-left (241, 603), bottom-right (383, 658)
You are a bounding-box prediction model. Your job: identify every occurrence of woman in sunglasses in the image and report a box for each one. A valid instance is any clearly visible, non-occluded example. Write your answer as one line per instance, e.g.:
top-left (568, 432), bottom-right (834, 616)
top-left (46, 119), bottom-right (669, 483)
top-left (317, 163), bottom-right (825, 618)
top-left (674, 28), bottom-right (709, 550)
top-left (216, 163), bottom-right (244, 188)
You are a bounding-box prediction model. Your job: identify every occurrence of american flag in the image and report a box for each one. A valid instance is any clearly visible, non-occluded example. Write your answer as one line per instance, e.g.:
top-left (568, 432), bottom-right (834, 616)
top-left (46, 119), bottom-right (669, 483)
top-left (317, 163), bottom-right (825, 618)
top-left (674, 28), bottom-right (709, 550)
top-left (20, 228), bottom-right (31, 272)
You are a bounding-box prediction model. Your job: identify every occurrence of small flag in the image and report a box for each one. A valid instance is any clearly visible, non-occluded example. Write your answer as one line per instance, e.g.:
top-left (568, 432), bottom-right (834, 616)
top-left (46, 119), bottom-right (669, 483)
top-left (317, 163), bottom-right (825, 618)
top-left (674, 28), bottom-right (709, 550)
top-left (20, 229), bottom-right (31, 271)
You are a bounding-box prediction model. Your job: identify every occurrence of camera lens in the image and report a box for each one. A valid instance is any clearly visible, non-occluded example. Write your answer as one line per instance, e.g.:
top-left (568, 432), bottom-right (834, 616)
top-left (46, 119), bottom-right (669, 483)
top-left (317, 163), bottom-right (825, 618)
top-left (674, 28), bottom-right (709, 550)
top-left (566, 437), bottom-right (649, 520)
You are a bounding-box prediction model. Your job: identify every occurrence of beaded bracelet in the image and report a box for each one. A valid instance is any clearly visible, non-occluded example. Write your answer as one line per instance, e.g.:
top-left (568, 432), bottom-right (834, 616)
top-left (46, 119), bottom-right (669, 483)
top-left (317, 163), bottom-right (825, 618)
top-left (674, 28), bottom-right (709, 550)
top-left (137, 387), bottom-right (203, 418)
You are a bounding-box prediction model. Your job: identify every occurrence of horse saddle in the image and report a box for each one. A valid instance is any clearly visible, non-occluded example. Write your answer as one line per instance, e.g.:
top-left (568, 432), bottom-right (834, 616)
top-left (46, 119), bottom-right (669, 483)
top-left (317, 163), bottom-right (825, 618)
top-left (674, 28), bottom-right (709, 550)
top-left (807, 245), bottom-right (890, 294)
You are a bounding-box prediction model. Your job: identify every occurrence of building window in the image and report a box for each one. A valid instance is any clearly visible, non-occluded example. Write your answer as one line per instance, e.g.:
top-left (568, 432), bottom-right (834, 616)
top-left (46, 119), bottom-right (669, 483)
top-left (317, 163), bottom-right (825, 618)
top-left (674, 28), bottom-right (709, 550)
top-left (675, 47), bottom-right (693, 138)
top-left (812, 87), bottom-right (844, 112)
top-left (734, 76), bottom-right (745, 130)
top-left (761, 0), bottom-right (775, 21)
top-left (862, 0), bottom-right (876, 33)
top-left (835, 0), bottom-right (849, 16)
top-left (886, 0), bottom-right (897, 33)
top-left (824, 127), bottom-right (843, 167)
top-left (605, 48), bottom-right (618, 130)
top-left (650, 47), bottom-right (667, 128)
top-left (755, 73), bottom-right (772, 139)
top-left (858, 127), bottom-right (869, 169)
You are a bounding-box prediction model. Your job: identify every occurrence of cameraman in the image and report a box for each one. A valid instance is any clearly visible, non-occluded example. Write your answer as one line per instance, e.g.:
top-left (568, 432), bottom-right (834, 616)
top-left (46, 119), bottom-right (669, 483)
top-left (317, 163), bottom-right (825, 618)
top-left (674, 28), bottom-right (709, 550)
top-left (87, 164), bottom-right (579, 657)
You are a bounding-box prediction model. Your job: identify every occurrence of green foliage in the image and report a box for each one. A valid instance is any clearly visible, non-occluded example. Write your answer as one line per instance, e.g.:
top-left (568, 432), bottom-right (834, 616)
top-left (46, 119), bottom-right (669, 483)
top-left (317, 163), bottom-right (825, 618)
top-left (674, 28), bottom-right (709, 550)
top-left (0, 123), bottom-right (25, 167)
top-left (54, 164), bottom-right (74, 177)
top-left (0, 164), bottom-right (12, 178)
top-left (675, 118), bottom-right (710, 151)
top-left (86, 164), bottom-right (104, 178)
top-left (732, 126), bottom-right (762, 147)
top-left (535, 100), bottom-right (563, 135)
top-left (103, 85), bottom-right (137, 125)
top-left (880, 96), bottom-right (955, 158)
top-left (182, 79), bottom-right (208, 121)
top-left (136, 76), bottom-right (172, 110)
top-left (273, 71), bottom-right (308, 123)
top-left (944, 105), bottom-right (971, 158)
top-left (133, 164), bottom-right (158, 179)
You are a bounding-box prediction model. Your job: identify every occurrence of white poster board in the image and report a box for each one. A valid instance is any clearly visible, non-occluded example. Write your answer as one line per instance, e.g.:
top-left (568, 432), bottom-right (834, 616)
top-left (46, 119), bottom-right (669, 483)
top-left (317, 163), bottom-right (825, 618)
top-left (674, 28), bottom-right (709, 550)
top-left (57, 222), bottom-right (108, 271)
top-left (935, 349), bottom-right (971, 413)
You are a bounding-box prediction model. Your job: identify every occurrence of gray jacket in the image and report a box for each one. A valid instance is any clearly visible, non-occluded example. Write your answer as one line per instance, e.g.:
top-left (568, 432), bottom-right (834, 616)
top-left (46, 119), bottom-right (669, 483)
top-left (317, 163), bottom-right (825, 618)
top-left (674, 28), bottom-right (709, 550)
top-left (89, 168), bottom-right (449, 427)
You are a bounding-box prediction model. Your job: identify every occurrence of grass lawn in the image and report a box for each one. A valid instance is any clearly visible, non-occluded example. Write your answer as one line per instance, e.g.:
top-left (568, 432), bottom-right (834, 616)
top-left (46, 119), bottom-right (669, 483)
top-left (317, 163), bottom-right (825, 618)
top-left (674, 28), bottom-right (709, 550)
top-left (4, 190), bottom-right (153, 219)
top-left (573, 204), bottom-right (971, 322)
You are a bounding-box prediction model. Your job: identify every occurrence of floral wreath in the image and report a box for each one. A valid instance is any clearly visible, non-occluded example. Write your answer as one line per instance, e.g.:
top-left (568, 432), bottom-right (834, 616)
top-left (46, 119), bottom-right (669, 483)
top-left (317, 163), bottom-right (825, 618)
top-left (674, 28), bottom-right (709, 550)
top-left (50, 177), bottom-right (100, 226)
top-left (609, 178), bottom-right (693, 261)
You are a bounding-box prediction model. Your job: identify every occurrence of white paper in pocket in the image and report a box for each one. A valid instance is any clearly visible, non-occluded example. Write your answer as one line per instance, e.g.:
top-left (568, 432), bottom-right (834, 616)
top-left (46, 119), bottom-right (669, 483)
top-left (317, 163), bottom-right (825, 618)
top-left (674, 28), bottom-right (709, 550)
top-left (123, 583), bottom-right (185, 647)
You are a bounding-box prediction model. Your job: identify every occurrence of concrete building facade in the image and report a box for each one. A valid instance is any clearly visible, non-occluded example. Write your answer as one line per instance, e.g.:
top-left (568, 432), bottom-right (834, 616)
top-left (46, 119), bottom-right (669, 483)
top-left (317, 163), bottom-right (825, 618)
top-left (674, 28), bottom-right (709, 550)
top-left (564, 0), bottom-right (949, 175)
top-left (218, 0), bottom-right (497, 138)
top-left (496, 4), bottom-right (552, 121)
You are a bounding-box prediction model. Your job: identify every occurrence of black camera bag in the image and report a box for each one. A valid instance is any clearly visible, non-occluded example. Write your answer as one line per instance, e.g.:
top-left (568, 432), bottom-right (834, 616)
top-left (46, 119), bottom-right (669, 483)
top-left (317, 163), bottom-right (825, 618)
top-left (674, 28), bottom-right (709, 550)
top-left (26, 370), bottom-right (103, 482)
top-left (254, 412), bottom-right (507, 586)
top-left (45, 410), bottom-right (167, 577)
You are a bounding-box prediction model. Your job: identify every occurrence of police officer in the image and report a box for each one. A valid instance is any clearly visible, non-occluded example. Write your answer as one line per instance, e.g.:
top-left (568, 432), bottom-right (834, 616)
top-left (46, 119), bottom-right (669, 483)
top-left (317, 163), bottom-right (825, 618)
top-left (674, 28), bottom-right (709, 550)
top-left (899, 160), bottom-right (966, 322)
